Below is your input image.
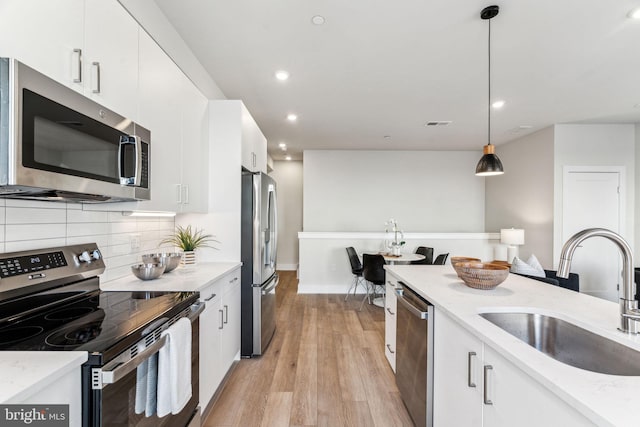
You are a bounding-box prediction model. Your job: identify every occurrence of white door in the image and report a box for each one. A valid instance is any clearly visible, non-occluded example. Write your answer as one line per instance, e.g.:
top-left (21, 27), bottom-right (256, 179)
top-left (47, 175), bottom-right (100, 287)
top-left (562, 170), bottom-right (621, 302)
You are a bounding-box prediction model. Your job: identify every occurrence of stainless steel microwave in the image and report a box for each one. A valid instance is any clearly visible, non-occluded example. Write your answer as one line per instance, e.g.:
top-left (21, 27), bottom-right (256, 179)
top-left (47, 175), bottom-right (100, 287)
top-left (0, 58), bottom-right (150, 202)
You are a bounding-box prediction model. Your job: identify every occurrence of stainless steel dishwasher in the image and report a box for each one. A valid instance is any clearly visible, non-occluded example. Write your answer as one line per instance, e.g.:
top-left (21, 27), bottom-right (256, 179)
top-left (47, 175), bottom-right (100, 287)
top-left (395, 282), bottom-right (434, 427)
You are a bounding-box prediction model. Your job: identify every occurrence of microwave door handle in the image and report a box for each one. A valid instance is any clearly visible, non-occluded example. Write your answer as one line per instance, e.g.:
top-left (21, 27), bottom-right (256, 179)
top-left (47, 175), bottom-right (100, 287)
top-left (118, 136), bottom-right (143, 187)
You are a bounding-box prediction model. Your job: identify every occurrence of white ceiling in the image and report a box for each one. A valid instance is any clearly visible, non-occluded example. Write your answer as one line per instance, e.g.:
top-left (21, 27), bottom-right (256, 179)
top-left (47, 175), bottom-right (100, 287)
top-left (154, 0), bottom-right (640, 160)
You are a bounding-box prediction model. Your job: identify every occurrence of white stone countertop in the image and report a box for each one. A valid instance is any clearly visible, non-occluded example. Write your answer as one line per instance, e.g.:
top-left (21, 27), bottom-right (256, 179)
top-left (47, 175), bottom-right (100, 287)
top-left (385, 265), bottom-right (640, 427)
top-left (100, 262), bottom-right (241, 292)
top-left (0, 352), bottom-right (87, 403)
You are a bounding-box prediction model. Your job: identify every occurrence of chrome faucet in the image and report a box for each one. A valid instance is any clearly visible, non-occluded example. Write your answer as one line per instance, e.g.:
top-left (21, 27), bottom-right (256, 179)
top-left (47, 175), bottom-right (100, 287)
top-left (557, 228), bottom-right (640, 333)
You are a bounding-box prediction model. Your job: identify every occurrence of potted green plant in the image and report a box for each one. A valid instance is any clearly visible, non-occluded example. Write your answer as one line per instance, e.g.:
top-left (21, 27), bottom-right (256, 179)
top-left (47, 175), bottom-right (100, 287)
top-left (160, 225), bottom-right (218, 265)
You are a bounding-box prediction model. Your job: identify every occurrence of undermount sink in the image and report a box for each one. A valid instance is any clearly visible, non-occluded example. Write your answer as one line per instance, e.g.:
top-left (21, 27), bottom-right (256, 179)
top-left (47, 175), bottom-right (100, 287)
top-left (479, 312), bottom-right (640, 376)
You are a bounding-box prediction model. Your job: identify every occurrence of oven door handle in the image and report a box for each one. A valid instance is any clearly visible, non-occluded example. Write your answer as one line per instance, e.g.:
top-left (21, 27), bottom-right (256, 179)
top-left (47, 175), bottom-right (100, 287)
top-left (99, 335), bottom-right (168, 387)
top-left (97, 302), bottom-right (204, 388)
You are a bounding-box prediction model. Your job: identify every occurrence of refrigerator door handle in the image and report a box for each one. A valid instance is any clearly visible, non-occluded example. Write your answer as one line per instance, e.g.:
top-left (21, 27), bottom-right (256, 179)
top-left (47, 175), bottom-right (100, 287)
top-left (269, 186), bottom-right (278, 270)
top-left (261, 274), bottom-right (279, 295)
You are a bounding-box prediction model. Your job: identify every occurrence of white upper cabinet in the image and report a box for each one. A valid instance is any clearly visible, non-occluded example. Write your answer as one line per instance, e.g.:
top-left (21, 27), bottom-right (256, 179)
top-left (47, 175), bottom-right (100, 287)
top-left (210, 100), bottom-right (267, 174)
top-left (179, 74), bottom-right (209, 213)
top-left (83, 0), bottom-right (139, 120)
top-left (0, 0), bottom-right (84, 89)
top-left (0, 0), bottom-right (139, 120)
top-left (135, 29), bottom-right (182, 212)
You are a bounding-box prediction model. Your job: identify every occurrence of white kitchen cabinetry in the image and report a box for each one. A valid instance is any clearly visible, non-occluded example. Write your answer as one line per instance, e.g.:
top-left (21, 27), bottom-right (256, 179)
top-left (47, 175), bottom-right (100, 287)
top-left (433, 308), bottom-right (483, 426)
top-left (83, 0), bottom-right (139, 120)
top-left (178, 73), bottom-right (209, 213)
top-left (433, 309), bottom-right (593, 426)
top-left (199, 267), bottom-right (241, 413)
top-left (210, 100), bottom-right (267, 174)
top-left (0, 0), bottom-right (84, 89)
top-left (384, 278), bottom-right (398, 372)
top-left (0, 0), bottom-right (138, 120)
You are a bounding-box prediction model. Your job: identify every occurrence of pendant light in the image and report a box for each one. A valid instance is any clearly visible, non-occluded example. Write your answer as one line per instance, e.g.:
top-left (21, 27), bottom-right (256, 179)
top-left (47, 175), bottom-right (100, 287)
top-left (475, 5), bottom-right (504, 176)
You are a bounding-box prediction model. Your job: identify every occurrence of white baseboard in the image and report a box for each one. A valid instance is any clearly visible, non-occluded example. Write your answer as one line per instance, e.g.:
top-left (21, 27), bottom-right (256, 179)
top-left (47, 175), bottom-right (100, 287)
top-left (277, 263), bottom-right (298, 271)
top-left (297, 283), bottom-right (367, 294)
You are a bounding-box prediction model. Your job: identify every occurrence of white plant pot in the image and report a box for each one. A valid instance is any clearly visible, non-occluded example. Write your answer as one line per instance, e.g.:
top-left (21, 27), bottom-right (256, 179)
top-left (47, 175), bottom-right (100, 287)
top-left (181, 251), bottom-right (196, 266)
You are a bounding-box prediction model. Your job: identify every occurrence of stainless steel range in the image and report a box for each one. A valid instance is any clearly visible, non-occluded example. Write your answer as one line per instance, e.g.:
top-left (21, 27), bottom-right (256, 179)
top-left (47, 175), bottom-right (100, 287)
top-left (0, 243), bottom-right (203, 427)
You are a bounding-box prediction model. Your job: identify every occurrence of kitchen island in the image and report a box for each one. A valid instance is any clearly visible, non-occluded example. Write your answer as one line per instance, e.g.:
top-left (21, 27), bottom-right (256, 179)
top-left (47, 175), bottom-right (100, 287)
top-left (386, 265), bottom-right (640, 427)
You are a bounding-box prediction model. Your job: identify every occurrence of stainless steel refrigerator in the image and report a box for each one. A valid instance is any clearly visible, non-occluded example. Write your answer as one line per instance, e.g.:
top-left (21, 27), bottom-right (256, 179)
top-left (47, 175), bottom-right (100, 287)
top-left (241, 171), bottom-right (279, 357)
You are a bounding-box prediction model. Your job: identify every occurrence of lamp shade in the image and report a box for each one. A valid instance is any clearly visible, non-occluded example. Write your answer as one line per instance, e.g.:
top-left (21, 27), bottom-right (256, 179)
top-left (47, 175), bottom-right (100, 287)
top-left (475, 144), bottom-right (504, 176)
top-left (500, 228), bottom-right (525, 245)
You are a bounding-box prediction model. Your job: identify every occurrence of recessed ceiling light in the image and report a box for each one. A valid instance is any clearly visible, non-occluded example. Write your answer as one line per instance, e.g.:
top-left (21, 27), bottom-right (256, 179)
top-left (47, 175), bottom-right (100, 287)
top-left (492, 100), bottom-right (506, 109)
top-left (275, 70), bottom-right (289, 81)
top-left (311, 15), bottom-right (325, 25)
top-left (279, 143), bottom-right (287, 150)
top-left (286, 114), bottom-right (297, 122)
top-left (285, 155), bottom-right (292, 161)
top-left (628, 8), bottom-right (640, 19)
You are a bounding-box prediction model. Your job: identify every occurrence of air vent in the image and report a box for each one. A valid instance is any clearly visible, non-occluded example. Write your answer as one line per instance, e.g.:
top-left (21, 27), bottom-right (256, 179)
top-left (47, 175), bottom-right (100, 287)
top-left (424, 121), bottom-right (452, 126)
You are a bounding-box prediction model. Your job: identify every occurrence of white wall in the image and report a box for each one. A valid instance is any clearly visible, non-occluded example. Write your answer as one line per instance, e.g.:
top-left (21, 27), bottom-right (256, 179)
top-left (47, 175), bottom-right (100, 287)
top-left (0, 199), bottom-right (174, 282)
top-left (485, 127), bottom-right (555, 267)
top-left (270, 161), bottom-right (303, 270)
top-left (553, 124), bottom-right (636, 265)
top-left (303, 150), bottom-right (485, 232)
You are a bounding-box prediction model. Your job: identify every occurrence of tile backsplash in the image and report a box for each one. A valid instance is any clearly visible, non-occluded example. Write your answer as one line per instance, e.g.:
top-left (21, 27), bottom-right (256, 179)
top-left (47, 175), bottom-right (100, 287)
top-left (0, 199), bottom-right (175, 283)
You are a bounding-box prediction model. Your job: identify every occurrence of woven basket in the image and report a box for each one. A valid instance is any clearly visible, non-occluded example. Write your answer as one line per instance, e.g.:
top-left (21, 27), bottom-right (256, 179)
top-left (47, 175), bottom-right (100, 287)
top-left (451, 257), bottom-right (481, 277)
top-left (457, 262), bottom-right (509, 290)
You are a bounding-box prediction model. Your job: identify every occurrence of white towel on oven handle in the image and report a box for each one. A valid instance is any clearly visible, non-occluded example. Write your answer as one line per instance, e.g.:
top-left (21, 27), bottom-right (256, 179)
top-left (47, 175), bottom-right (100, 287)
top-left (157, 317), bottom-right (192, 417)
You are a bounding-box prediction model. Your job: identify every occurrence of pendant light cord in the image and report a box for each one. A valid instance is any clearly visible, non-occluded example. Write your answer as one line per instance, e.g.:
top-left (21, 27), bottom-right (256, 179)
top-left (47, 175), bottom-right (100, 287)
top-left (487, 18), bottom-right (491, 147)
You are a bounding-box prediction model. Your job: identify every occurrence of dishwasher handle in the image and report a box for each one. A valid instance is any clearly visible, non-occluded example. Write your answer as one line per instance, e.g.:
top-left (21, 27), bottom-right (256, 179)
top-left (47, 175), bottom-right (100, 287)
top-left (395, 289), bottom-right (429, 319)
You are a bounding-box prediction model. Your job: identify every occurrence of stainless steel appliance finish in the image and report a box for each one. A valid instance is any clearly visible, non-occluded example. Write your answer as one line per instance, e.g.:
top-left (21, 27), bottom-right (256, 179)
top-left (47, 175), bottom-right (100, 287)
top-left (241, 171), bottom-right (278, 357)
top-left (479, 312), bottom-right (640, 376)
top-left (0, 58), bottom-right (150, 202)
top-left (0, 243), bottom-right (201, 427)
top-left (557, 228), bottom-right (639, 333)
top-left (395, 283), bottom-right (434, 427)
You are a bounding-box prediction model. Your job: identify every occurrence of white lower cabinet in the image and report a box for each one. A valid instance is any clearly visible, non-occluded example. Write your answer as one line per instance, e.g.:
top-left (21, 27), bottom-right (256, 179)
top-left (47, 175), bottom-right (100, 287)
top-left (433, 309), bottom-right (594, 426)
top-left (384, 278), bottom-right (398, 372)
top-left (199, 267), bottom-right (241, 413)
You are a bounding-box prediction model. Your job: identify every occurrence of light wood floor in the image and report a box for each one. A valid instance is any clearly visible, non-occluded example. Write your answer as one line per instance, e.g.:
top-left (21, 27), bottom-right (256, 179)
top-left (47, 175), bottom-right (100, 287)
top-left (203, 271), bottom-right (414, 427)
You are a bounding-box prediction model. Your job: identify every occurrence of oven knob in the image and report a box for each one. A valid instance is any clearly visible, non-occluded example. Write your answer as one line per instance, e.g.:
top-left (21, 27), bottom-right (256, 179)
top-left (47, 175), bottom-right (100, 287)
top-left (78, 251), bottom-right (92, 263)
top-left (91, 250), bottom-right (101, 260)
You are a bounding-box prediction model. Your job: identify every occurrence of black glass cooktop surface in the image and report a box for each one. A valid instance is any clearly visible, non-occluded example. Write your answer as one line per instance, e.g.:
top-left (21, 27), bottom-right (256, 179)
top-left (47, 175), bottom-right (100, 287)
top-left (0, 287), bottom-right (198, 359)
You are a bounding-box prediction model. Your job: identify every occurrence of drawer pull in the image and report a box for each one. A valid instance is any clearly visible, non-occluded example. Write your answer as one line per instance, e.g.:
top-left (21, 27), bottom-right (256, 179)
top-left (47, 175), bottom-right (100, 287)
top-left (483, 365), bottom-right (494, 405)
top-left (204, 293), bottom-right (216, 302)
top-left (386, 307), bottom-right (395, 315)
top-left (386, 344), bottom-right (395, 354)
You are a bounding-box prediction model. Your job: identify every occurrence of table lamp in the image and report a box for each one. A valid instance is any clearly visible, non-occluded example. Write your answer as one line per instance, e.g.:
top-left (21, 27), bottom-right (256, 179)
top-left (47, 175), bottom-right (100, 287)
top-left (500, 228), bottom-right (525, 263)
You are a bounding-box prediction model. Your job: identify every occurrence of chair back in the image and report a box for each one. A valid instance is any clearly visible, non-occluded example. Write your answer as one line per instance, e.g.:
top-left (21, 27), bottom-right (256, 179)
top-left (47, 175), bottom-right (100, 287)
top-left (433, 253), bottom-right (449, 265)
top-left (412, 246), bottom-right (434, 265)
top-left (362, 254), bottom-right (386, 285)
top-left (346, 247), bottom-right (363, 274)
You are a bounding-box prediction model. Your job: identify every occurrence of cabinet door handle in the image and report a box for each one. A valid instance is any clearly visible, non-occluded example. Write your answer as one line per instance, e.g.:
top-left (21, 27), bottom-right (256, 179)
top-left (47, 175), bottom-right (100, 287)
top-left (91, 61), bottom-right (101, 93)
top-left (386, 344), bottom-right (395, 354)
top-left (204, 293), bottom-right (216, 302)
top-left (386, 307), bottom-right (395, 315)
top-left (468, 352), bottom-right (477, 388)
top-left (223, 304), bottom-right (229, 324)
top-left (72, 48), bottom-right (82, 83)
top-left (175, 184), bottom-right (182, 204)
top-left (219, 309), bottom-right (224, 329)
top-left (183, 184), bottom-right (189, 204)
top-left (483, 365), bottom-right (494, 405)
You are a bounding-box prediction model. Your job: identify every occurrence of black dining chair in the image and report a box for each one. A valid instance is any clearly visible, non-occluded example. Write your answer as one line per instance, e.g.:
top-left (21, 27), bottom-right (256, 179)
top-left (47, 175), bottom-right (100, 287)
top-left (345, 247), bottom-right (365, 301)
top-left (433, 253), bottom-right (449, 265)
top-left (361, 254), bottom-right (386, 310)
top-left (412, 246), bottom-right (434, 265)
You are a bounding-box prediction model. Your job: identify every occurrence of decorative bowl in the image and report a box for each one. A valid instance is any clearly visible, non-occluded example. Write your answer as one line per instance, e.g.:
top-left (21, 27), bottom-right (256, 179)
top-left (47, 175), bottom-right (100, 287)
top-left (131, 263), bottom-right (166, 280)
top-left (141, 253), bottom-right (182, 273)
top-left (456, 261), bottom-right (509, 290)
top-left (451, 257), bottom-right (481, 277)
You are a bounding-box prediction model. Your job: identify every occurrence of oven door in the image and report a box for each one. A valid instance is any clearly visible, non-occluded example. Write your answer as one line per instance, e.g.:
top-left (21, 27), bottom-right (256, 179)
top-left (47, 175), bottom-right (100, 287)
top-left (84, 318), bottom-right (200, 427)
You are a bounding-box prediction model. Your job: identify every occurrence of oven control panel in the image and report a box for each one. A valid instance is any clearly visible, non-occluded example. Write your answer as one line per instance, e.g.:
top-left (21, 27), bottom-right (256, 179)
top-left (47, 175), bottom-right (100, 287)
top-left (0, 243), bottom-right (105, 299)
top-left (0, 251), bottom-right (67, 278)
